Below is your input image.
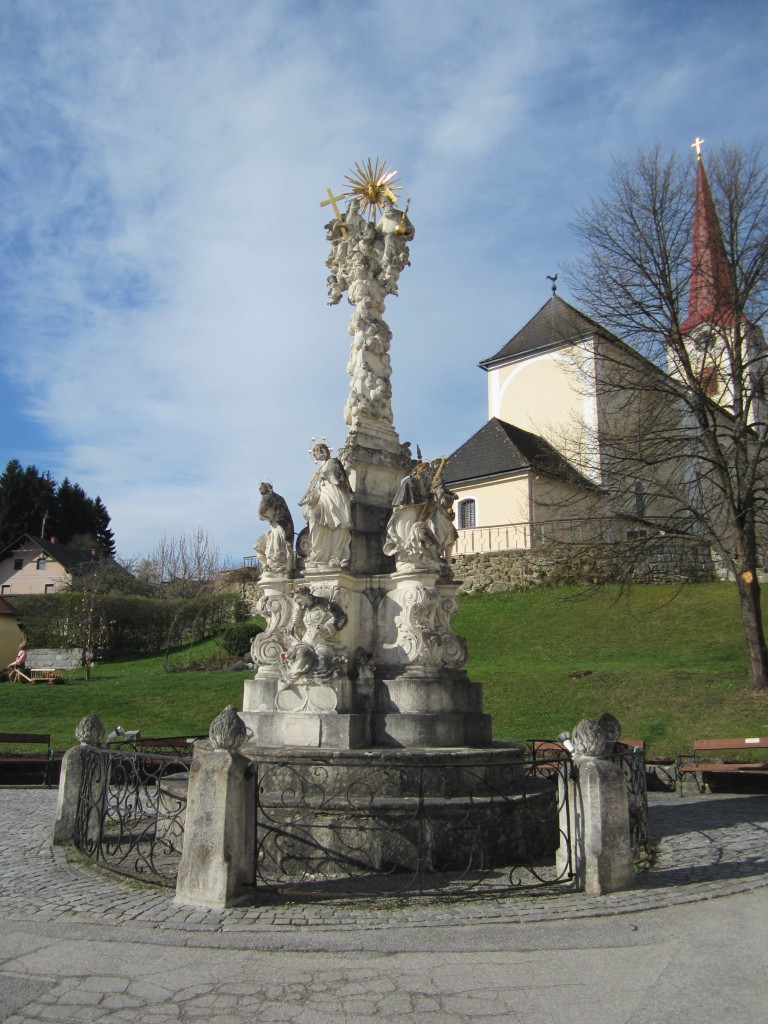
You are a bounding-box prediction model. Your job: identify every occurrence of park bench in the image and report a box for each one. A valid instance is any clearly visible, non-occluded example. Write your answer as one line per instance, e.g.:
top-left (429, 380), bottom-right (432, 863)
top-left (0, 732), bottom-right (56, 786)
top-left (105, 735), bottom-right (201, 783)
top-left (677, 737), bottom-right (768, 794)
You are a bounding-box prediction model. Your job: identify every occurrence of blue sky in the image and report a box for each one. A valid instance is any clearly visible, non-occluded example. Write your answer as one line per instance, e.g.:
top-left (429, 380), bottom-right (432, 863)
top-left (1, 0), bottom-right (766, 563)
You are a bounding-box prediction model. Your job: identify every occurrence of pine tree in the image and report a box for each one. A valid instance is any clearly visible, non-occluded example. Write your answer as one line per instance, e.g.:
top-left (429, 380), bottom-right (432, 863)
top-left (0, 460), bottom-right (116, 555)
top-left (0, 461), bottom-right (57, 549)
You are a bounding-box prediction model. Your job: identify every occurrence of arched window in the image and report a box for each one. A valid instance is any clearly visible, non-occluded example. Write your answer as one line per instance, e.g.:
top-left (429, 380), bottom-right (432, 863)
top-left (457, 498), bottom-right (476, 529)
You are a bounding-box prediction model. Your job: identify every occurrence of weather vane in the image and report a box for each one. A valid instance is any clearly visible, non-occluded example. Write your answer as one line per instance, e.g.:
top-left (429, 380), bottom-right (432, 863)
top-left (320, 158), bottom-right (403, 221)
top-left (547, 274), bottom-right (558, 295)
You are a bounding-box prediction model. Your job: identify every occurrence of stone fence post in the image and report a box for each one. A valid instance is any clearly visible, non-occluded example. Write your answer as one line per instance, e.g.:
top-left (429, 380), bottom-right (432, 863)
top-left (53, 714), bottom-right (105, 847)
top-left (557, 716), bottom-right (635, 895)
top-left (174, 706), bottom-right (255, 910)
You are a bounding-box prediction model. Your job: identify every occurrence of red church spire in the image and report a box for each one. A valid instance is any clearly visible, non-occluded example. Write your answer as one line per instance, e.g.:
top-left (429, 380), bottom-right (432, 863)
top-left (680, 138), bottom-right (736, 334)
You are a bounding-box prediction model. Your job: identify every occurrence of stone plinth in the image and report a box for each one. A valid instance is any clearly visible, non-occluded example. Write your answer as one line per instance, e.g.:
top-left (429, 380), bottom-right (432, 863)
top-left (53, 745), bottom-right (88, 846)
top-left (239, 709), bottom-right (370, 749)
top-left (247, 744), bottom-right (557, 881)
top-left (174, 746), bottom-right (255, 909)
top-left (342, 437), bottom-right (411, 575)
top-left (557, 754), bottom-right (635, 894)
top-left (243, 565), bottom-right (490, 750)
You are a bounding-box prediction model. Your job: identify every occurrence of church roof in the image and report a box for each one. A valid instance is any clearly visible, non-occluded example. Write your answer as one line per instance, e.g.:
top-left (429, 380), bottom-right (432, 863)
top-left (443, 418), bottom-right (596, 488)
top-left (479, 295), bottom-right (606, 370)
top-left (680, 154), bottom-right (737, 334)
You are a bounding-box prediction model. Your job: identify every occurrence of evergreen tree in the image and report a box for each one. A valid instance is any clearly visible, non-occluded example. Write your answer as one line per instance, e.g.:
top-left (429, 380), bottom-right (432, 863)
top-left (0, 460), bottom-right (116, 555)
top-left (92, 497), bottom-right (116, 557)
top-left (0, 461), bottom-right (57, 549)
top-left (55, 478), bottom-right (95, 546)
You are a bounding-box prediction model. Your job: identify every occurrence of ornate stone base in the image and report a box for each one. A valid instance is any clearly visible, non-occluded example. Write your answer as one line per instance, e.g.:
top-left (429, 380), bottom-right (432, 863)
top-left (243, 566), bottom-right (488, 751)
top-left (248, 744), bottom-right (558, 883)
top-left (239, 709), bottom-right (370, 749)
top-left (372, 710), bottom-right (492, 748)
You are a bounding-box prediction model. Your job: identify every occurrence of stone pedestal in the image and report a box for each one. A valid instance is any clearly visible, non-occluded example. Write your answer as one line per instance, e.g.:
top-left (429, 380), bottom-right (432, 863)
top-left (247, 744), bottom-right (557, 883)
top-left (342, 436), bottom-right (411, 576)
top-left (53, 745), bottom-right (88, 847)
top-left (174, 746), bottom-right (255, 909)
top-left (242, 565), bottom-right (491, 750)
top-left (557, 754), bottom-right (635, 895)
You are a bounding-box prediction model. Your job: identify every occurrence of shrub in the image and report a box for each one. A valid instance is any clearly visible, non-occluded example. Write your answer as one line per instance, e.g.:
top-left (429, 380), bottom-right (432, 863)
top-left (221, 618), bottom-right (264, 657)
top-left (12, 592), bottom-right (243, 656)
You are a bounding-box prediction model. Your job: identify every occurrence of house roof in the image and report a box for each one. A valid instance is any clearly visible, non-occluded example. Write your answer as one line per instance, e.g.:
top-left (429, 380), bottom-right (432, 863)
top-left (479, 295), bottom-right (607, 369)
top-left (0, 596), bottom-right (20, 616)
top-left (0, 534), bottom-right (102, 573)
top-left (442, 418), bottom-right (597, 489)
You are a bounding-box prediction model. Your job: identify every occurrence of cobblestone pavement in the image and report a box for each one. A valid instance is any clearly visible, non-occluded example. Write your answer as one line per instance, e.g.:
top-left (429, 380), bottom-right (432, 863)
top-left (1, 787), bottom-right (767, 1023)
top-left (3, 790), bottom-right (768, 933)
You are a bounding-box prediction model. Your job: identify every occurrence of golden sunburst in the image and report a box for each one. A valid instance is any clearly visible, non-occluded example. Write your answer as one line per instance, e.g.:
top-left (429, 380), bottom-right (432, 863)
top-left (343, 158), bottom-right (402, 219)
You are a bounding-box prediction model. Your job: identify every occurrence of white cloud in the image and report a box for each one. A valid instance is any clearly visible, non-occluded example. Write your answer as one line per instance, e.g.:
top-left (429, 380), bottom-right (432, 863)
top-left (1, 0), bottom-right (766, 561)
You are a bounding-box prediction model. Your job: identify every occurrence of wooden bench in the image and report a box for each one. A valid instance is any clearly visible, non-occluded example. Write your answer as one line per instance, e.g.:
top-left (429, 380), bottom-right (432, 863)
top-left (677, 737), bottom-right (768, 794)
top-left (0, 732), bottom-right (56, 786)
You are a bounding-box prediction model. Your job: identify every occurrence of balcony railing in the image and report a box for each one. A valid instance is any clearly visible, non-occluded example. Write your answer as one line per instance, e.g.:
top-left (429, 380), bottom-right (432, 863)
top-left (454, 516), bottom-right (688, 556)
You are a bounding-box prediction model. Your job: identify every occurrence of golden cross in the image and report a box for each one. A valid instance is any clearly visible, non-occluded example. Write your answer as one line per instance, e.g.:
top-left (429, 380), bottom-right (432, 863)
top-left (691, 136), bottom-right (705, 159)
top-left (320, 187), bottom-right (350, 237)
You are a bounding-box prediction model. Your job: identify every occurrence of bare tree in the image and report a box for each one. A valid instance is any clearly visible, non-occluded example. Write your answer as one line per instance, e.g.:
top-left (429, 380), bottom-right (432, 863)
top-left (565, 141), bottom-right (768, 690)
top-left (133, 528), bottom-right (230, 598)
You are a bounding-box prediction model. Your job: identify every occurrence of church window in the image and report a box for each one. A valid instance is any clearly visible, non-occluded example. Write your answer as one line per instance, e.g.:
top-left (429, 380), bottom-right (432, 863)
top-left (458, 498), bottom-right (476, 529)
top-left (634, 481), bottom-right (647, 518)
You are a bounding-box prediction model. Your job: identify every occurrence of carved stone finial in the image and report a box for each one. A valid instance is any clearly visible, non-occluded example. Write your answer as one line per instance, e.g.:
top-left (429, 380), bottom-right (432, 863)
top-left (209, 705), bottom-right (248, 752)
top-left (571, 718), bottom-right (607, 758)
top-left (75, 713), bottom-right (104, 746)
top-left (598, 712), bottom-right (621, 752)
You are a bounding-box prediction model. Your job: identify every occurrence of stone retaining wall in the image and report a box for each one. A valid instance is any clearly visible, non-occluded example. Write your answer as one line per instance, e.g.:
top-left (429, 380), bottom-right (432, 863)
top-left (452, 538), bottom-right (715, 593)
top-left (26, 648), bottom-right (82, 671)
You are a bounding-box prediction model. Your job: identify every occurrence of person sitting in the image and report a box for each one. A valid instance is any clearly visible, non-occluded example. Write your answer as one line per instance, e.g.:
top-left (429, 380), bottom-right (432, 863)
top-left (7, 645), bottom-right (29, 682)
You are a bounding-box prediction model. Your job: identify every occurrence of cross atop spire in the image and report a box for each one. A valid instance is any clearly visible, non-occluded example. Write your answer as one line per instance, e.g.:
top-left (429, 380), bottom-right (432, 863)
top-left (691, 136), bottom-right (705, 160)
top-left (680, 147), bottom-right (736, 334)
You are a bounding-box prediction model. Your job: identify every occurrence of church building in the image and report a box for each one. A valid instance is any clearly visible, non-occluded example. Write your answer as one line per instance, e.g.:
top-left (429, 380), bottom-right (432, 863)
top-left (443, 146), bottom-right (765, 560)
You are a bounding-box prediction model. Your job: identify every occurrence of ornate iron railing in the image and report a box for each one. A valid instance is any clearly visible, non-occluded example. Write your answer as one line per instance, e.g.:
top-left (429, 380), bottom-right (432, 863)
top-left (526, 739), bottom-right (649, 861)
top-left (454, 515), bottom-right (696, 555)
top-left (254, 751), bottom-right (576, 897)
top-left (71, 741), bottom-right (647, 895)
top-left (74, 745), bottom-right (191, 886)
top-left (615, 743), bottom-right (650, 859)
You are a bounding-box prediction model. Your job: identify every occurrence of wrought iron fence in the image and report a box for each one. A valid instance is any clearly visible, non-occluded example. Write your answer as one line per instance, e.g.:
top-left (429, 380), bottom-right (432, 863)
top-left (71, 740), bottom-right (648, 896)
top-left (253, 751), bottom-right (576, 897)
top-left (615, 743), bottom-right (650, 859)
top-left (74, 745), bottom-right (192, 886)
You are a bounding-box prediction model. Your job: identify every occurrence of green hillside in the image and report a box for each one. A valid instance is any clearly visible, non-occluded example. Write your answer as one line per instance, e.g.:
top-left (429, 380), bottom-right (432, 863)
top-left (456, 583), bottom-right (768, 756)
top-left (2, 583), bottom-right (767, 757)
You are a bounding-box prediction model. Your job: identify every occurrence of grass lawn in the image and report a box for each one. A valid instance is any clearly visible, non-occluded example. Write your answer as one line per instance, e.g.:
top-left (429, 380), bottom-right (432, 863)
top-left (0, 641), bottom-right (245, 751)
top-left (2, 582), bottom-right (768, 758)
top-left (455, 582), bottom-right (768, 757)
